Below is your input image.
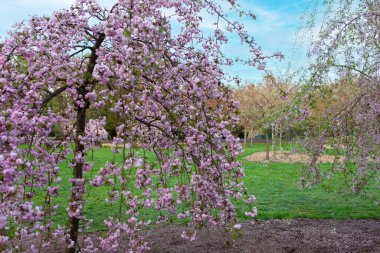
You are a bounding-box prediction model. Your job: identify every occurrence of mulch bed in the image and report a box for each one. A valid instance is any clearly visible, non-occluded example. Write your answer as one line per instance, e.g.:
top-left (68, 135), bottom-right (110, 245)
top-left (147, 219), bottom-right (380, 253)
top-left (9, 219), bottom-right (380, 252)
top-left (245, 150), bottom-right (342, 164)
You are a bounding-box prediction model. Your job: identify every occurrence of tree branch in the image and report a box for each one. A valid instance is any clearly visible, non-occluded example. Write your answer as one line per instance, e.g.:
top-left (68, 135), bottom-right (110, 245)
top-left (42, 83), bottom-right (69, 106)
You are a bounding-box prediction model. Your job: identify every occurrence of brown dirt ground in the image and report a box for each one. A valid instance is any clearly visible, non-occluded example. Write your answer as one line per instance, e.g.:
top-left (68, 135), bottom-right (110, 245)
top-left (9, 219), bottom-right (380, 252)
top-left (245, 150), bottom-right (343, 163)
top-left (100, 143), bottom-right (116, 148)
top-left (145, 219), bottom-right (380, 253)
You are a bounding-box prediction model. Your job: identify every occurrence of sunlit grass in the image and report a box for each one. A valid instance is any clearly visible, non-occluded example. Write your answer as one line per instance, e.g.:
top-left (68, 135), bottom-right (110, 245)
top-left (33, 143), bottom-right (380, 231)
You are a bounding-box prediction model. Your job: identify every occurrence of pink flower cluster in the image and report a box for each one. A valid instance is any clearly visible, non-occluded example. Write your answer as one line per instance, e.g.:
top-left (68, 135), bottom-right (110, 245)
top-left (83, 117), bottom-right (108, 149)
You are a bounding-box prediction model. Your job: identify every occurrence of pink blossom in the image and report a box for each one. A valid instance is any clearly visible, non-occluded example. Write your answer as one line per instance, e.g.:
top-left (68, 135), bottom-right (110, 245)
top-left (181, 230), bottom-right (197, 241)
top-left (245, 207), bottom-right (258, 218)
top-left (0, 215), bottom-right (7, 229)
top-left (233, 224), bottom-right (242, 229)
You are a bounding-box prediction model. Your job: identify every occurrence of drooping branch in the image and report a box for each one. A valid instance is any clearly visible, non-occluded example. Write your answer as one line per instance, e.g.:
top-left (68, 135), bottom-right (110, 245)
top-left (42, 83), bottom-right (69, 106)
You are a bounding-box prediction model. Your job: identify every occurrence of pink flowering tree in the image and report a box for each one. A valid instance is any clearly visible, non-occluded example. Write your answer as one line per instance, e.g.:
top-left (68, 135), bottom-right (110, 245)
top-left (85, 117), bottom-right (108, 148)
top-left (0, 0), bottom-right (278, 252)
top-left (300, 0), bottom-right (380, 191)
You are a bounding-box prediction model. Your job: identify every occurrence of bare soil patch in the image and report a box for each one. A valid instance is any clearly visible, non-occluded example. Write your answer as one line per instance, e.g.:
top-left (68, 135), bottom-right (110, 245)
top-left (10, 219), bottom-right (380, 252)
top-left (146, 219), bottom-right (380, 253)
top-left (100, 143), bottom-right (115, 148)
top-left (245, 150), bottom-right (342, 163)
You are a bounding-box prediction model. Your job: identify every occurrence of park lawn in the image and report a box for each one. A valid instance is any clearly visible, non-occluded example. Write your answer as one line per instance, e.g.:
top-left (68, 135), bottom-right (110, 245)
top-left (240, 145), bottom-right (379, 219)
top-left (39, 143), bottom-right (380, 231)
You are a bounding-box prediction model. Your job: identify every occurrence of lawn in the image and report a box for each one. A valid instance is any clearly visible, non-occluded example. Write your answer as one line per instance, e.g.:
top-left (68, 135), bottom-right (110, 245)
top-left (239, 145), bottom-right (379, 219)
top-left (37, 143), bottom-right (380, 231)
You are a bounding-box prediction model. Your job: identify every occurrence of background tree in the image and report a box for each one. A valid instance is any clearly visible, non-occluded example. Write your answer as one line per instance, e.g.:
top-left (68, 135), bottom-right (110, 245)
top-left (234, 85), bottom-right (256, 147)
top-left (263, 74), bottom-right (294, 153)
top-left (299, 0), bottom-right (380, 191)
top-left (234, 76), bottom-right (291, 159)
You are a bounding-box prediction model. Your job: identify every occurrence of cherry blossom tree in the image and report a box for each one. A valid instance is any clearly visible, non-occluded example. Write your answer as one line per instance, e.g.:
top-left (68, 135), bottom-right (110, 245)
top-left (85, 117), bottom-right (108, 147)
top-left (0, 0), bottom-right (279, 252)
top-left (300, 0), bottom-right (379, 191)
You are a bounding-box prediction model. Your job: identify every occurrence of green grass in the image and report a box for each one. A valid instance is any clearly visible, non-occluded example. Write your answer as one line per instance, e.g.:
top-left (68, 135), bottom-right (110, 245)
top-left (238, 147), bottom-right (379, 219)
top-left (34, 143), bottom-right (380, 231)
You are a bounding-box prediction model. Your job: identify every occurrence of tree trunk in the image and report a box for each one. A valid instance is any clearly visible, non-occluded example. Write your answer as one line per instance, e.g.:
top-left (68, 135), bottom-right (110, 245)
top-left (265, 131), bottom-right (270, 160)
top-left (250, 130), bottom-right (253, 147)
top-left (243, 129), bottom-right (248, 148)
top-left (272, 124), bottom-right (275, 153)
top-left (68, 104), bottom-right (87, 253)
top-left (67, 32), bottom-right (105, 253)
top-left (310, 153), bottom-right (321, 185)
top-left (279, 123), bottom-right (283, 151)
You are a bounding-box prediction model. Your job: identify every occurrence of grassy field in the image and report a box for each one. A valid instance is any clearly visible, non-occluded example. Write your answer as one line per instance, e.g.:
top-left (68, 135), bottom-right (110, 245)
top-left (37, 143), bottom-right (380, 231)
top-left (239, 144), bottom-right (379, 219)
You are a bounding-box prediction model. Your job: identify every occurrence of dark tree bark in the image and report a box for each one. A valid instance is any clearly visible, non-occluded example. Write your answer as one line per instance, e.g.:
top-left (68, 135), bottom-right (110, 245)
top-left (265, 131), bottom-right (270, 160)
top-left (67, 33), bottom-right (105, 253)
top-left (68, 102), bottom-right (87, 253)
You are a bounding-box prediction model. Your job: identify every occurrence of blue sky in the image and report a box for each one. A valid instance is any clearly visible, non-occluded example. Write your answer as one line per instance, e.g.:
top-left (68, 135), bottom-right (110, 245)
top-left (0, 0), bottom-right (314, 83)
